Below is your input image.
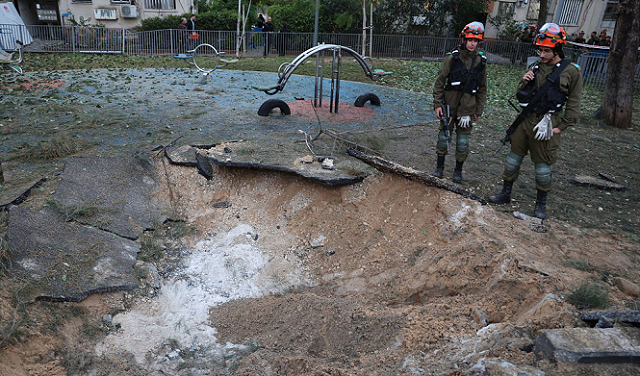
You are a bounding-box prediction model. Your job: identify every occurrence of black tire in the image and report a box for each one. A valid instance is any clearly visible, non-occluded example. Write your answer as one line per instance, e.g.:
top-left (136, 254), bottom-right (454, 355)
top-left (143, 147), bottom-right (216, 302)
top-left (258, 99), bottom-right (291, 116)
top-left (354, 93), bottom-right (380, 107)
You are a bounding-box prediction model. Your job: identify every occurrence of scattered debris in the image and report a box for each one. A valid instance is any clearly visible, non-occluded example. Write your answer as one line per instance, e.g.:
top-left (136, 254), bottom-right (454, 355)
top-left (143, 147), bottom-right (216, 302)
top-left (164, 145), bottom-right (198, 166)
top-left (569, 175), bottom-right (627, 191)
top-left (321, 158), bottom-right (335, 170)
top-left (581, 310), bottom-right (640, 325)
top-left (301, 155), bottom-right (315, 164)
top-left (535, 327), bottom-right (640, 363)
top-left (513, 211), bottom-right (548, 232)
top-left (213, 201), bottom-right (231, 208)
top-left (598, 172), bottom-right (617, 182)
top-left (515, 259), bottom-right (551, 276)
top-left (195, 151), bottom-right (214, 180)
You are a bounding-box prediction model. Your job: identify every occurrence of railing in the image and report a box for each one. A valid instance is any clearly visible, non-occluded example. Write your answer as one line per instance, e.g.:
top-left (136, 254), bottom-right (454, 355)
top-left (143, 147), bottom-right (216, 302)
top-left (3, 23), bottom-right (639, 89)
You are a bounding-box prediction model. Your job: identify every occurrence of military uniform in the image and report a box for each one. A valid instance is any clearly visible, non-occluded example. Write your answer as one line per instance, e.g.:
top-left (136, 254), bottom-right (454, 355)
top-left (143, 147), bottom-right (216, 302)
top-left (489, 22), bottom-right (581, 220)
top-left (432, 48), bottom-right (487, 162)
top-left (504, 60), bottom-right (583, 191)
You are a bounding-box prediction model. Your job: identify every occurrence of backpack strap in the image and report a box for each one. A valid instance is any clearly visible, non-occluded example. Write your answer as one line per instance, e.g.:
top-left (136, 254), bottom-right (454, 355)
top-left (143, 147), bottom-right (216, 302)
top-left (500, 59), bottom-right (571, 144)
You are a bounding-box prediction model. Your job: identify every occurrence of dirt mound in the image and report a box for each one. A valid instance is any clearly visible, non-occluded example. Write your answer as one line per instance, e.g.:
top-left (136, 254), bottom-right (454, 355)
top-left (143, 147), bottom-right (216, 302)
top-left (152, 163), bottom-right (640, 374)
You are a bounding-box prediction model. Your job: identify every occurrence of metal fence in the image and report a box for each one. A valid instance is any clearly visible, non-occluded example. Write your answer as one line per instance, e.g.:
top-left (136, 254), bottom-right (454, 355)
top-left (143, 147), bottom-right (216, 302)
top-left (3, 23), bottom-right (639, 89)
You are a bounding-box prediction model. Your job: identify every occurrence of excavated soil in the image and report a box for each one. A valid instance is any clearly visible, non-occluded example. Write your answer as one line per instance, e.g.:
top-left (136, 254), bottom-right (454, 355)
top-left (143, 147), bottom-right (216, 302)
top-left (3, 160), bottom-right (638, 376)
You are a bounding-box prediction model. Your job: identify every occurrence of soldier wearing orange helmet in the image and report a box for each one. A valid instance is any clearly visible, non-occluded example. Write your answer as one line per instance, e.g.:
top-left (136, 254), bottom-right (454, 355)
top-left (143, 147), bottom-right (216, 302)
top-left (432, 21), bottom-right (487, 183)
top-left (488, 23), bottom-right (583, 220)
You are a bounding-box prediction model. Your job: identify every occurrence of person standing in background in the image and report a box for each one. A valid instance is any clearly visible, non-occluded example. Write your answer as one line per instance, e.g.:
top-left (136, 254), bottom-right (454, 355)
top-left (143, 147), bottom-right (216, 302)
top-left (179, 17), bottom-right (188, 53)
top-left (262, 16), bottom-right (274, 56)
top-left (278, 22), bottom-right (290, 56)
top-left (187, 14), bottom-right (197, 49)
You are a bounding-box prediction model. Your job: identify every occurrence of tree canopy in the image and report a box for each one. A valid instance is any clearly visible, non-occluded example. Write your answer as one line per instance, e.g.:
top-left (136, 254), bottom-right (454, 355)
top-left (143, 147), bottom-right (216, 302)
top-left (140, 0), bottom-right (490, 35)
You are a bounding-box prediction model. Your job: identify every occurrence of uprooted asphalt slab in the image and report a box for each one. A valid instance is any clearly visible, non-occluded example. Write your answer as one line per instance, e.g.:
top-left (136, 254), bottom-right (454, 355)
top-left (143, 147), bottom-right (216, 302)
top-left (6, 156), bottom-right (170, 301)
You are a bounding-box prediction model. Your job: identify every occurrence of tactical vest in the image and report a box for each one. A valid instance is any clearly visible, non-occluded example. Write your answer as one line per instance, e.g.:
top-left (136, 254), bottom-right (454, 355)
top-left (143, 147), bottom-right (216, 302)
top-left (516, 60), bottom-right (571, 115)
top-left (444, 50), bottom-right (487, 95)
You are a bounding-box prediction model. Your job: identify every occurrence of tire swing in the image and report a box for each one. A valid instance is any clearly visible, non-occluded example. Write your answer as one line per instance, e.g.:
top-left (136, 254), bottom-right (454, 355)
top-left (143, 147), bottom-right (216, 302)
top-left (354, 93), bottom-right (380, 107)
top-left (257, 99), bottom-right (291, 116)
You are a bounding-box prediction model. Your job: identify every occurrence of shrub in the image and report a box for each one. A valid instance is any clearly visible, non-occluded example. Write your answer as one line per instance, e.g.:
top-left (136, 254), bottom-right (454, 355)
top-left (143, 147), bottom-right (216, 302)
top-left (567, 281), bottom-right (609, 310)
top-left (138, 10), bottom-right (238, 31)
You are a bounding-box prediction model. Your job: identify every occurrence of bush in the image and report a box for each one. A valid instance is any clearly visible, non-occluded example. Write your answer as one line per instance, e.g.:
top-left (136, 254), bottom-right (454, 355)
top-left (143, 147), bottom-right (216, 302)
top-left (567, 281), bottom-right (610, 310)
top-left (488, 15), bottom-right (522, 41)
top-left (139, 14), bottom-right (185, 31)
top-left (138, 10), bottom-right (238, 31)
top-left (268, 2), bottom-right (314, 32)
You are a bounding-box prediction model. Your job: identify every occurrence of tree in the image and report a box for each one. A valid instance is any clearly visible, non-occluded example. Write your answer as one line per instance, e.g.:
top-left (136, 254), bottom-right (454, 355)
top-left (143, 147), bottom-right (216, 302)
top-left (536, 0), bottom-right (548, 30)
top-left (268, 0), bottom-right (315, 31)
top-left (602, 0), bottom-right (640, 129)
top-left (374, 0), bottom-right (488, 36)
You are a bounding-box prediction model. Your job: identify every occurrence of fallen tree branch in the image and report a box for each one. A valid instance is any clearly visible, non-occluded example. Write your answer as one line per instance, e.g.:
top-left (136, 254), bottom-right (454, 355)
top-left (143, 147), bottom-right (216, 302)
top-left (347, 148), bottom-right (488, 205)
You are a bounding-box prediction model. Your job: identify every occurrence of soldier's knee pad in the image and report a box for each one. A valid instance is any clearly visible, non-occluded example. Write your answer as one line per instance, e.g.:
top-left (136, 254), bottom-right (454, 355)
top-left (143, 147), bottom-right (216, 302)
top-left (436, 131), bottom-right (449, 152)
top-left (505, 152), bottom-right (524, 175)
top-left (535, 162), bottom-right (552, 186)
top-left (456, 134), bottom-right (469, 155)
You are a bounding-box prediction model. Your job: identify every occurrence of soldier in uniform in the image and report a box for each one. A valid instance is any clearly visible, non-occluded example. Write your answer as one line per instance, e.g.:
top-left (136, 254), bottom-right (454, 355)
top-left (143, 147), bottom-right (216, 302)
top-left (488, 23), bottom-right (583, 220)
top-left (432, 21), bottom-right (487, 183)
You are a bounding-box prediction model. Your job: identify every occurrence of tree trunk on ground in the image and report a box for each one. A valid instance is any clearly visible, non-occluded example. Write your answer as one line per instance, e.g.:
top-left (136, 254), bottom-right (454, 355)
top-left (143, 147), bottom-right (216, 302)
top-left (537, 0), bottom-right (548, 30)
top-left (603, 0), bottom-right (640, 129)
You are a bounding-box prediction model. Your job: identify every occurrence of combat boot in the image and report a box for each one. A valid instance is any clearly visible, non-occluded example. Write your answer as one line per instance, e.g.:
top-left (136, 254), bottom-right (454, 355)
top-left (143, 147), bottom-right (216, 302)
top-left (432, 155), bottom-right (445, 178)
top-left (452, 161), bottom-right (464, 183)
top-left (534, 190), bottom-right (548, 220)
top-left (488, 180), bottom-right (513, 204)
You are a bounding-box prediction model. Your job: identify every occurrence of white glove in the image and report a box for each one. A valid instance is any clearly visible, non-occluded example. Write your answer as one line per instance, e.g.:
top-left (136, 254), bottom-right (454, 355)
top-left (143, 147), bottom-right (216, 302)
top-left (458, 115), bottom-right (471, 128)
top-left (533, 113), bottom-right (554, 141)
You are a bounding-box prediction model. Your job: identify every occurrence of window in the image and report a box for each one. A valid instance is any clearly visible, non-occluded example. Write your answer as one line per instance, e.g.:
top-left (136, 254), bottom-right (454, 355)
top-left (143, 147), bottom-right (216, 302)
top-left (111, 0), bottom-right (131, 4)
top-left (558, 0), bottom-right (584, 25)
top-left (71, 0), bottom-right (92, 3)
top-left (602, 1), bottom-right (619, 22)
top-left (144, 0), bottom-right (175, 10)
top-left (497, 1), bottom-right (515, 16)
top-left (527, 0), bottom-right (539, 20)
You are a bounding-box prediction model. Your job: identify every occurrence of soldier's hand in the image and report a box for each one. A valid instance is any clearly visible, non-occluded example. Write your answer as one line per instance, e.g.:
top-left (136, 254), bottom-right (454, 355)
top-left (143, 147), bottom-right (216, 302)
top-left (458, 116), bottom-right (471, 128)
top-left (523, 70), bottom-right (535, 82)
top-left (435, 106), bottom-right (443, 119)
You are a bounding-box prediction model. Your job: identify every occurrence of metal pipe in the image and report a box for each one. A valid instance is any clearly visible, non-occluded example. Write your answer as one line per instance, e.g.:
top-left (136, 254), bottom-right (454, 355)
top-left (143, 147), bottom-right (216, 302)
top-left (335, 47), bottom-right (342, 114)
top-left (329, 47), bottom-right (335, 113)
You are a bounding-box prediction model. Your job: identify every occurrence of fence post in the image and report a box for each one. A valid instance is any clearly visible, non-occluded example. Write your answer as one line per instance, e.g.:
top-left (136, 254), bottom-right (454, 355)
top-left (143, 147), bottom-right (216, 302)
top-left (122, 27), bottom-right (125, 55)
top-left (400, 35), bottom-right (404, 59)
top-left (170, 29), bottom-right (174, 55)
top-left (441, 37), bottom-right (446, 58)
top-left (72, 26), bottom-right (76, 54)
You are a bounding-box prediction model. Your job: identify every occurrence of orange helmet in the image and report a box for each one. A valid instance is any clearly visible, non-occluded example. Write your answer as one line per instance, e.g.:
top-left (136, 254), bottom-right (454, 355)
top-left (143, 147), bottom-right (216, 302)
top-left (460, 21), bottom-right (484, 40)
top-left (534, 23), bottom-right (567, 47)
